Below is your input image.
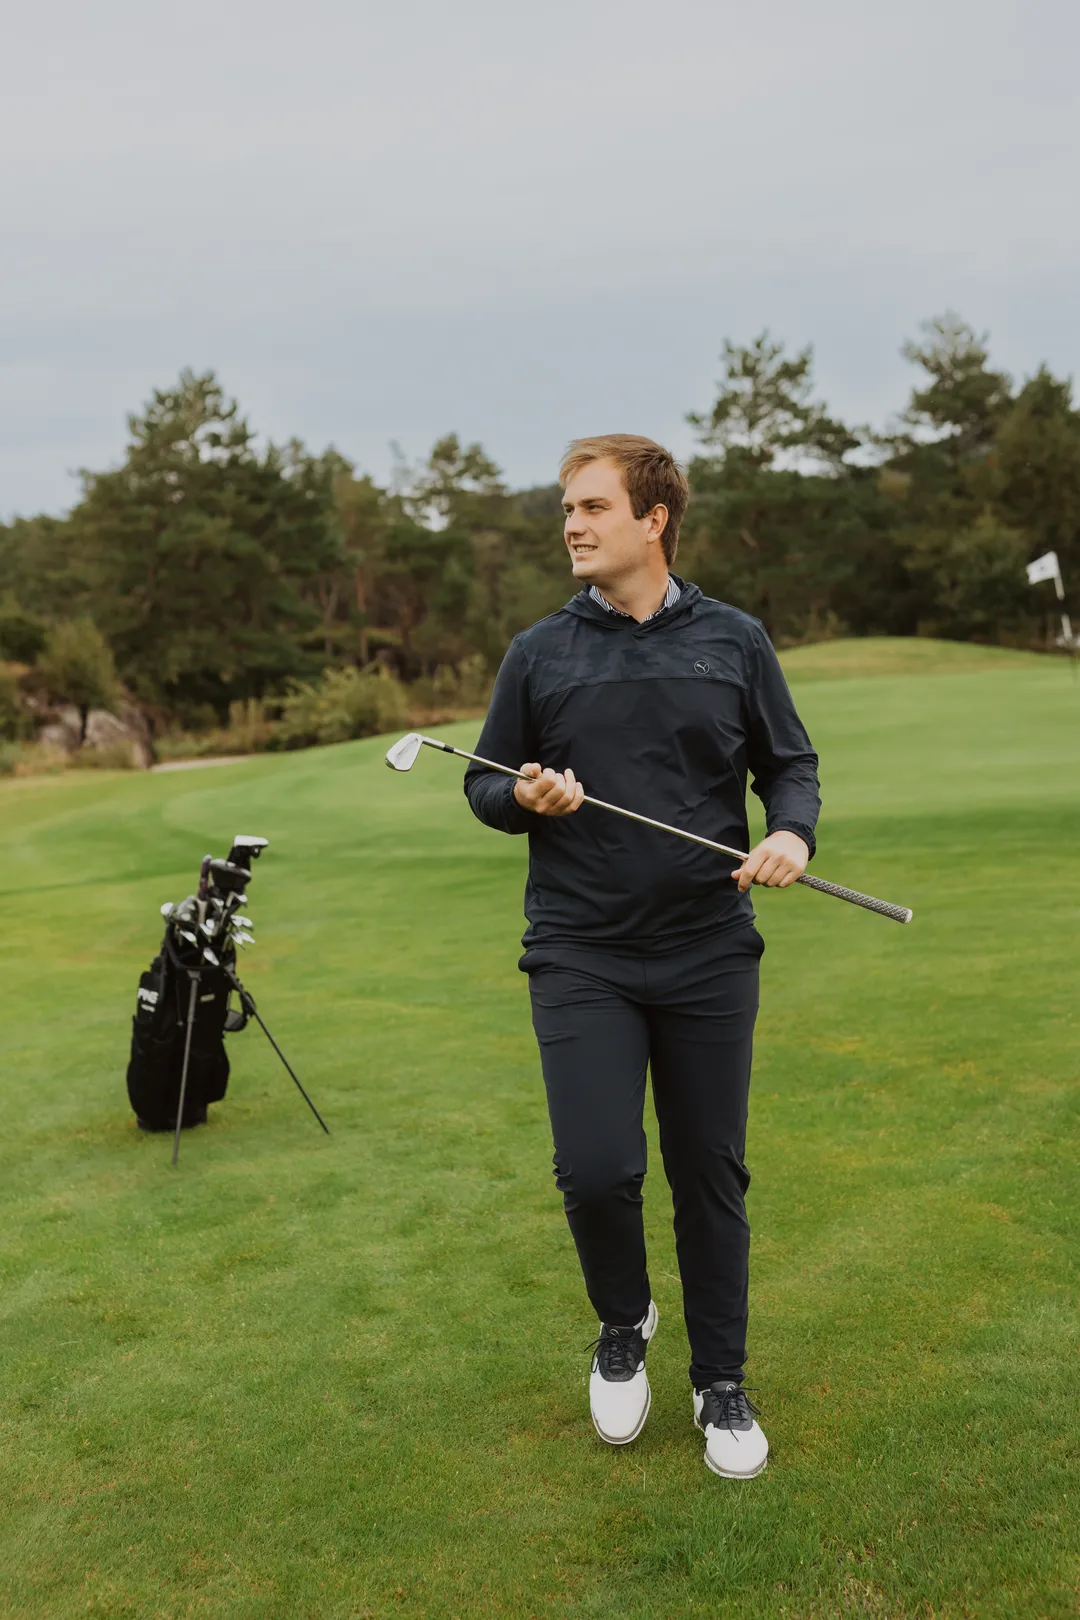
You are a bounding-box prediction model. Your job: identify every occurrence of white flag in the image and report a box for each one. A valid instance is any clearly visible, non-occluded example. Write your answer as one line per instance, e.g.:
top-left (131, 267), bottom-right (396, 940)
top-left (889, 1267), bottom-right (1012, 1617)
top-left (1026, 551), bottom-right (1061, 588)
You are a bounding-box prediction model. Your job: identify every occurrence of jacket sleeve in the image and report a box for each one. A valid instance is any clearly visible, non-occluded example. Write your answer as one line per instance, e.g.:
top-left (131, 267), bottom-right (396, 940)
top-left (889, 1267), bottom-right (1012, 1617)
top-left (745, 623), bottom-right (821, 859)
top-left (463, 637), bottom-right (537, 835)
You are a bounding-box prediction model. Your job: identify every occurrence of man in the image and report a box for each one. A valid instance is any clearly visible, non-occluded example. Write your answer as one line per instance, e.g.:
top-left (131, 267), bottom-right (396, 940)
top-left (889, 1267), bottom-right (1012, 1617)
top-left (463, 435), bottom-right (819, 1479)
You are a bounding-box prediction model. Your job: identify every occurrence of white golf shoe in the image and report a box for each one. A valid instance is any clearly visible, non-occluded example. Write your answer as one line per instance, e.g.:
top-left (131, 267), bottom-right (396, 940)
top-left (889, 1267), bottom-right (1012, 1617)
top-left (693, 1381), bottom-right (768, 1478)
top-left (588, 1300), bottom-right (658, 1445)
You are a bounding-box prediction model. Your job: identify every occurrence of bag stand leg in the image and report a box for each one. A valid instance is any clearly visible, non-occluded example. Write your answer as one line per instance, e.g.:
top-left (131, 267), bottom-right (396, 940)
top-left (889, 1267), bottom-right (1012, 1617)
top-left (171, 972), bottom-right (201, 1168)
top-left (225, 967), bottom-right (330, 1135)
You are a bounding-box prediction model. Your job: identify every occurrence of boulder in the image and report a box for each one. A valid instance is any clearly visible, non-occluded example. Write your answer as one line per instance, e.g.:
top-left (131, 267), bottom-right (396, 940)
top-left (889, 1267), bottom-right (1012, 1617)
top-left (86, 705), bottom-right (154, 769)
top-left (37, 703), bottom-right (154, 768)
top-left (37, 703), bottom-right (82, 753)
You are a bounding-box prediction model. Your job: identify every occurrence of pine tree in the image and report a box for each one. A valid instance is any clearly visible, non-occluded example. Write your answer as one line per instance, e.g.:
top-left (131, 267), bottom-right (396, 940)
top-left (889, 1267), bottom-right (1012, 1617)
top-left (66, 372), bottom-right (341, 716)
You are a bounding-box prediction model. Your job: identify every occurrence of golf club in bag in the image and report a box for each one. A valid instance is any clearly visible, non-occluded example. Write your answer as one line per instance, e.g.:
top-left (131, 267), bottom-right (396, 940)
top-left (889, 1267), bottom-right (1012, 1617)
top-left (126, 836), bottom-right (330, 1165)
top-left (385, 733), bottom-right (913, 925)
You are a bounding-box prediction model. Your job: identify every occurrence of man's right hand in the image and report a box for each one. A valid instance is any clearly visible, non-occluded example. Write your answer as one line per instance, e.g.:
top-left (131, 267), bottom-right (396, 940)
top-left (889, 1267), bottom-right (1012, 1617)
top-left (513, 763), bottom-right (585, 817)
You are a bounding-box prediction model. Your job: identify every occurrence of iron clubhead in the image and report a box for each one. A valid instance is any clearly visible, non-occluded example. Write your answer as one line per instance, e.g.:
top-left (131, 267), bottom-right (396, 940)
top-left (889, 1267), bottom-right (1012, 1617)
top-left (385, 732), bottom-right (425, 772)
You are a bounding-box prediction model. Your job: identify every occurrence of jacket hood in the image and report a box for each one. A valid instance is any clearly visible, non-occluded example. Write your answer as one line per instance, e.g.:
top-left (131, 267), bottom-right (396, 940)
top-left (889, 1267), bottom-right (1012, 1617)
top-left (563, 573), bottom-right (702, 630)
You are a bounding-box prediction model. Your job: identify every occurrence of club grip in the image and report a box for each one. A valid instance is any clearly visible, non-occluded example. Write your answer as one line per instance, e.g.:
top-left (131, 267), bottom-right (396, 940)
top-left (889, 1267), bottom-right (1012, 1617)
top-left (796, 872), bottom-right (913, 924)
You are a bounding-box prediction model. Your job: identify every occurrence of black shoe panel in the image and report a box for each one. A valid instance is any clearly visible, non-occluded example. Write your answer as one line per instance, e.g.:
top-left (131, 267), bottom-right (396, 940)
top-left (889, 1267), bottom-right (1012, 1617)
top-left (697, 1382), bottom-right (760, 1432)
top-left (589, 1324), bottom-right (647, 1383)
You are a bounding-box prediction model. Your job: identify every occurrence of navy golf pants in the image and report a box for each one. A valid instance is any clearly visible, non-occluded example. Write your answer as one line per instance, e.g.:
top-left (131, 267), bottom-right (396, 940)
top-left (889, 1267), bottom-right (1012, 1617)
top-left (523, 930), bottom-right (762, 1389)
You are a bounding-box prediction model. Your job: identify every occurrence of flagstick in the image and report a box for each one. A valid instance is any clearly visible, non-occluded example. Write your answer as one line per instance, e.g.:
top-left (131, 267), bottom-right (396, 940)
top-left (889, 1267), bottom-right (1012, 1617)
top-left (1025, 552), bottom-right (1075, 679)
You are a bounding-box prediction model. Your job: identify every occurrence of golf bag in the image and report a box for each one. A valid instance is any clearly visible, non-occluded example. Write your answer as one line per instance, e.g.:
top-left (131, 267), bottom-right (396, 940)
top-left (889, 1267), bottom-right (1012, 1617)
top-left (126, 934), bottom-right (239, 1131)
top-left (125, 835), bottom-right (329, 1160)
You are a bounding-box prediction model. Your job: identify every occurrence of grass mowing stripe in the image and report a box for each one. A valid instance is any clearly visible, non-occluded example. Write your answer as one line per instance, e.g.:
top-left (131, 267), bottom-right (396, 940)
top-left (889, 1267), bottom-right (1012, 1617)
top-left (0, 647), bottom-right (1078, 1616)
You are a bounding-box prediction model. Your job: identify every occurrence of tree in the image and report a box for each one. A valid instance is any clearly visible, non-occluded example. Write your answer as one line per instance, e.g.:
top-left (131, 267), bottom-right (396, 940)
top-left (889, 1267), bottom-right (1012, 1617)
top-left (0, 667), bottom-right (26, 742)
top-left (373, 508), bottom-right (473, 673)
top-left (688, 332), bottom-right (861, 473)
top-left (0, 516), bottom-right (84, 621)
top-left (288, 437), bottom-right (569, 684)
top-left (37, 619), bottom-right (120, 741)
top-left (898, 513), bottom-right (1029, 640)
top-left (65, 371), bottom-right (341, 718)
top-left (2, 315), bottom-right (1075, 739)
top-left (388, 435), bottom-right (512, 672)
top-left (329, 462), bottom-right (391, 665)
top-left (398, 433), bottom-right (506, 526)
top-left (884, 316), bottom-right (1021, 636)
top-left (900, 314), bottom-right (1013, 465)
top-left (682, 336), bottom-right (878, 641)
top-left (993, 368), bottom-right (1080, 581)
top-left (0, 595), bottom-right (47, 664)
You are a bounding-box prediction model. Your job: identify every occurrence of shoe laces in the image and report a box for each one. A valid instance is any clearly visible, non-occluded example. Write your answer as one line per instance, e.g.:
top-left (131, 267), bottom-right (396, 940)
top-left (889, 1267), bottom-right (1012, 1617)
top-left (699, 1383), bottom-right (761, 1432)
top-left (585, 1324), bottom-right (643, 1381)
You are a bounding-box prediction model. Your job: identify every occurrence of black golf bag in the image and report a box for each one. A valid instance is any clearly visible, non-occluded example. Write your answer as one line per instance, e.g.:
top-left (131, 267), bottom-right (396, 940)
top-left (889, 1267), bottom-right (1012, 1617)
top-left (126, 836), bottom-right (328, 1158)
top-left (126, 934), bottom-right (238, 1131)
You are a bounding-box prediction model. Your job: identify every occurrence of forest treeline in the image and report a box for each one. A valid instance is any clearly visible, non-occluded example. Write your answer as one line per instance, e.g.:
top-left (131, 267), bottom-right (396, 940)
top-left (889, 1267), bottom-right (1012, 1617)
top-left (1, 313), bottom-right (1078, 752)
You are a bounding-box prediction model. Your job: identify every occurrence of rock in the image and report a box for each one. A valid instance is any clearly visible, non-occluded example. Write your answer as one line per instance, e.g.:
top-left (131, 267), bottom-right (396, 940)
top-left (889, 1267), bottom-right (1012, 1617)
top-left (85, 705), bottom-right (154, 769)
top-left (37, 703), bottom-right (154, 768)
top-left (37, 704), bottom-right (82, 753)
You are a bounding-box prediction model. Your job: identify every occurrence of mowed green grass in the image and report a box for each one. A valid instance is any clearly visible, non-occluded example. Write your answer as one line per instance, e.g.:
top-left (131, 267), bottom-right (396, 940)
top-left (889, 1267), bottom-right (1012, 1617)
top-left (0, 641), bottom-right (1077, 1620)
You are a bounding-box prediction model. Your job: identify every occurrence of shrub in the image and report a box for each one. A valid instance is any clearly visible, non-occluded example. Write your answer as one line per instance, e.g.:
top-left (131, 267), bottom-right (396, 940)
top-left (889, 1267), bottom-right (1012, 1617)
top-left (408, 653), bottom-right (491, 715)
top-left (153, 732), bottom-right (229, 763)
top-left (36, 620), bottom-right (120, 739)
top-left (154, 699), bottom-right (280, 762)
top-left (276, 666), bottom-right (407, 750)
top-left (224, 697), bottom-right (277, 753)
top-left (0, 742), bottom-right (68, 778)
top-left (67, 741), bottom-right (140, 770)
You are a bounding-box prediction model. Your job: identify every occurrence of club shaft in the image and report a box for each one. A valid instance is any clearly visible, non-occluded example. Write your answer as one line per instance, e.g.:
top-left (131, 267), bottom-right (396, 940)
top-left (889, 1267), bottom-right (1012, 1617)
top-left (441, 742), bottom-right (749, 858)
top-left (171, 974), bottom-right (200, 1167)
top-left (424, 738), bottom-right (912, 925)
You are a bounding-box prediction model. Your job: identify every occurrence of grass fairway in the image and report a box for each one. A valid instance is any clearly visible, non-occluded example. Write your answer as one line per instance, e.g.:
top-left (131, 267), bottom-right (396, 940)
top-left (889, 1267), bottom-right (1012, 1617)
top-left (1, 641), bottom-right (1077, 1619)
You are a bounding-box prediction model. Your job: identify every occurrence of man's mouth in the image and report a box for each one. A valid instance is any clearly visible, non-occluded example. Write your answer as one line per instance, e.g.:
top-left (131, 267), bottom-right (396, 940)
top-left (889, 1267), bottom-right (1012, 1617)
top-left (571, 544), bottom-right (598, 560)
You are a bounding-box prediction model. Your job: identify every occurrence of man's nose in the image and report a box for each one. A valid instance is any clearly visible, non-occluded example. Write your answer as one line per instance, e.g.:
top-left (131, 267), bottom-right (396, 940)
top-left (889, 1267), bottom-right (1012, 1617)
top-left (565, 509), bottom-right (586, 539)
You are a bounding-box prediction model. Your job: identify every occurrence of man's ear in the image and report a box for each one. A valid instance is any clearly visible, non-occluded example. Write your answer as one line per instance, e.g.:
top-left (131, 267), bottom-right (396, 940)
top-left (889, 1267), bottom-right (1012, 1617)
top-left (646, 504), bottom-right (669, 543)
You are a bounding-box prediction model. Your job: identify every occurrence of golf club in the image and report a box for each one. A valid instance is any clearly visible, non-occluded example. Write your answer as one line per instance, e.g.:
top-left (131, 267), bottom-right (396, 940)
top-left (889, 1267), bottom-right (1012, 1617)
top-left (385, 732), bottom-right (913, 925)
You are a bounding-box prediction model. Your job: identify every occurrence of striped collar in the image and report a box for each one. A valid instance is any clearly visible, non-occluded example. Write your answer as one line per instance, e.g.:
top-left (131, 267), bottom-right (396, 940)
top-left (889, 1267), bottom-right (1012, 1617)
top-left (589, 576), bottom-right (681, 623)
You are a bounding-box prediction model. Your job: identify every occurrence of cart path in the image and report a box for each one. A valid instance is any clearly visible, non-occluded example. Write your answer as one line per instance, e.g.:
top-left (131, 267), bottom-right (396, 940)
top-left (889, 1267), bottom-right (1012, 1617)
top-left (151, 755), bottom-right (249, 773)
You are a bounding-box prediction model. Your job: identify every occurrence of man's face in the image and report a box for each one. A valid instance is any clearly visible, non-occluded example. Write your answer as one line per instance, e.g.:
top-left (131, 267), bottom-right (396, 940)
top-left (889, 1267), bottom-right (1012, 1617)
top-left (561, 459), bottom-right (664, 585)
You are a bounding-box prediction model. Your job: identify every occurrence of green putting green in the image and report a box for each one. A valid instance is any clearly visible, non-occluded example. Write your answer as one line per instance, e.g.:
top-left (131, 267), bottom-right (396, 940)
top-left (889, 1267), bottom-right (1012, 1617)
top-left (1, 640), bottom-right (1077, 1618)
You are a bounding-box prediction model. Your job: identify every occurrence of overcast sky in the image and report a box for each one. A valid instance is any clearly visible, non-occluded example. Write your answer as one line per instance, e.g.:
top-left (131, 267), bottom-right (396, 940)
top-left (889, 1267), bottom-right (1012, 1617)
top-left (3, 0), bottom-right (1078, 516)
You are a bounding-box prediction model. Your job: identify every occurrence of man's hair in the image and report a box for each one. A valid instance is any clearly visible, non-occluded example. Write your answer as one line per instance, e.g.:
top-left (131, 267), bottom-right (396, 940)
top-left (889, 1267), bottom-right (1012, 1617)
top-left (558, 434), bottom-right (690, 565)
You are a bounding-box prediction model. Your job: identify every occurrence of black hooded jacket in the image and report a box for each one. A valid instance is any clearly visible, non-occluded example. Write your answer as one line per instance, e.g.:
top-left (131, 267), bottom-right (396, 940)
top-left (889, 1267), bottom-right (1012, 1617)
top-left (464, 577), bottom-right (820, 951)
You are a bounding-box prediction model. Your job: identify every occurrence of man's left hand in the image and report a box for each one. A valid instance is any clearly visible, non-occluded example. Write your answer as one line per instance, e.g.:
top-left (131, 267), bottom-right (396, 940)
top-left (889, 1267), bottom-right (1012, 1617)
top-left (731, 831), bottom-right (809, 892)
